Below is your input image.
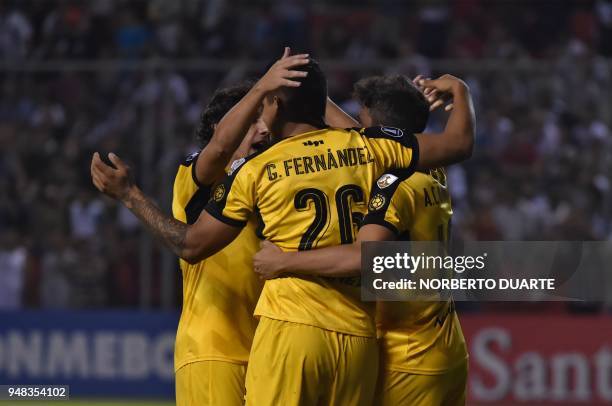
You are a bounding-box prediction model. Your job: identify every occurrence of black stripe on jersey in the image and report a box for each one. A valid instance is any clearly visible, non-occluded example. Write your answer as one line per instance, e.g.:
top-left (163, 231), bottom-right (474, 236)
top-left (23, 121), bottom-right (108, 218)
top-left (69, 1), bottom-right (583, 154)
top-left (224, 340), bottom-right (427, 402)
top-left (203, 149), bottom-right (266, 229)
top-left (206, 202), bottom-right (247, 228)
top-left (358, 126), bottom-right (420, 178)
top-left (360, 169), bottom-right (406, 238)
top-left (184, 185), bottom-right (212, 225)
top-left (190, 153), bottom-right (204, 188)
top-left (358, 126), bottom-right (417, 148)
top-left (180, 151), bottom-right (200, 167)
top-left (204, 175), bottom-right (247, 227)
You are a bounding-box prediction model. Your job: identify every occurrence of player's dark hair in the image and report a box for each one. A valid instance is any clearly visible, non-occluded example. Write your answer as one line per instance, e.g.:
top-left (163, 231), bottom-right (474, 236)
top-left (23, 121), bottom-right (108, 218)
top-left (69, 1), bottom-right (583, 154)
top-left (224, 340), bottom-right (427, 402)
top-left (278, 58), bottom-right (327, 128)
top-left (353, 74), bottom-right (429, 133)
top-left (195, 82), bottom-right (253, 148)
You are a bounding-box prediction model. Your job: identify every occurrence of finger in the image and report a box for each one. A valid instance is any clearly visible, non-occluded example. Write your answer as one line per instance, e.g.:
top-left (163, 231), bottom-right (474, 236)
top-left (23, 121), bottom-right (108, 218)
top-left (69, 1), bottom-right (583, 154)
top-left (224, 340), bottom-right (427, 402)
top-left (108, 153), bottom-right (127, 171)
top-left (283, 59), bottom-right (310, 70)
top-left (426, 89), bottom-right (439, 101)
top-left (419, 79), bottom-right (437, 89)
top-left (444, 103), bottom-right (454, 112)
top-left (285, 70), bottom-right (308, 78)
top-left (90, 154), bottom-right (98, 174)
top-left (415, 77), bottom-right (431, 91)
top-left (91, 168), bottom-right (107, 188)
top-left (281, 55), bottom-right (309, 65)
top-left (92, 179), bottom-right (103, 192)
top-left (280, 54), bottom-right (309, 63)
top-left (91, 152), bottom-right (101, 169)
top-left (430, 99), bottom-right (444, 112)
top-left (423, 86), bottom-right (437, 96)
top-left (91, 173), bottom-right (104, 191)
top-left (92, 152), bottom-right (114, 176)
top-left (413, 75), bottom-right (424, 85)
top-left (284, 79), bottom-right (302, 87)
top-left (282, 47), bottom-right (291, 59)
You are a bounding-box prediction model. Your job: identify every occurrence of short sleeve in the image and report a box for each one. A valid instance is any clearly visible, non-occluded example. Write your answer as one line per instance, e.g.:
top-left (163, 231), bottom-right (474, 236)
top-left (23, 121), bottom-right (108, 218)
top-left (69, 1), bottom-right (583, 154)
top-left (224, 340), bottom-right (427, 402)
top-left (361, 171), bottom-right (416, 237)
top-left (204, 160), bottom-right (255, 228)
top-left (359, 126), bottom-right (419, 178)
top-left (172, 152), bottom-right (213, 225)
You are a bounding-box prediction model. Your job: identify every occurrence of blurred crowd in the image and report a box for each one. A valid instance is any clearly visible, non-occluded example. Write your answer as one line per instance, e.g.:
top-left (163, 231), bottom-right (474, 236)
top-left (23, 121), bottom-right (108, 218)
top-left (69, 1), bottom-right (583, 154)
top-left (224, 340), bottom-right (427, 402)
top-left (1, 0), bottom-right (611, 309)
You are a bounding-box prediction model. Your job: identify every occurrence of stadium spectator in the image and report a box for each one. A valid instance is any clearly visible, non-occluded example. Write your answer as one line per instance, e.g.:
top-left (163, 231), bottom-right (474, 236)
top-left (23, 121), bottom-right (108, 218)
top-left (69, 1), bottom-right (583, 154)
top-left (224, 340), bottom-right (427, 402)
top-left (0, 230), bottom-right (27, 309)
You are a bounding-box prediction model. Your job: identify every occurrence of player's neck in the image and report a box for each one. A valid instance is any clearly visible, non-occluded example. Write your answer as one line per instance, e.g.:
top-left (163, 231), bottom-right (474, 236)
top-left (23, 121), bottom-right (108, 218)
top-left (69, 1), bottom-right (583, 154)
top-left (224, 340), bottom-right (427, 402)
top-left (279, 122), bottom-right (322, 139)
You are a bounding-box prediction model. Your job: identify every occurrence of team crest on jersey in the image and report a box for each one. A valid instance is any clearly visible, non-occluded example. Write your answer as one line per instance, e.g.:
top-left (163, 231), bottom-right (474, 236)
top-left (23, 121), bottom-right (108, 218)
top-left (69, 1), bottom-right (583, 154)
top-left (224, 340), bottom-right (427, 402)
top-left (228, 158), bottom-right (246, 176)
top-left (369, 193), bottom-right (386, 211)
top-left (381, 126), bottom-right (404, 138)
top-left (377, 173), bottom-right (399, 189)
top-left (213, 184), bottom-right (226, 202)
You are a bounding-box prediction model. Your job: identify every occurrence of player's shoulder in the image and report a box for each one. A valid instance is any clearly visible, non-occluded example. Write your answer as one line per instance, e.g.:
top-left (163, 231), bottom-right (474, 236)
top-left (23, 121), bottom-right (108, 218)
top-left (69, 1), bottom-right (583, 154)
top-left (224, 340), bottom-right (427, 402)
top-left (223, 148), bottom-right (268, 181)
top-left (362, 171), bottom-right (407, 234)
top-left (174, 150), bottom-right (201, 187)
top-left (403, 168), bottom-right (448, 190)
top-left (180, 150), bottom-right (200, 167)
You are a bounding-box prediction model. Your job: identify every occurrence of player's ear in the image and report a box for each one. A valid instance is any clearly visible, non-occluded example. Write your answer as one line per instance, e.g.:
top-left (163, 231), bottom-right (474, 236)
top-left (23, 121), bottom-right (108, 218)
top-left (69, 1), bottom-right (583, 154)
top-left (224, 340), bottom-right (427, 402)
top-left (272, 95), bottom-right (283, 116)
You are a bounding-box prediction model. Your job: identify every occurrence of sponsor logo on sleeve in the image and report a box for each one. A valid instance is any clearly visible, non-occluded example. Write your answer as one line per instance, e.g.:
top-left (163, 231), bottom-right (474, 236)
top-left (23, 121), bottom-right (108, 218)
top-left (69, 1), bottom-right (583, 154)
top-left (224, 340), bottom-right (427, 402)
top-left (228, 158), bottom-right (246, 176)
top-left (377, 173), bottom-right (399, 189)
top-left (381, 126), bottom-right (404, 138)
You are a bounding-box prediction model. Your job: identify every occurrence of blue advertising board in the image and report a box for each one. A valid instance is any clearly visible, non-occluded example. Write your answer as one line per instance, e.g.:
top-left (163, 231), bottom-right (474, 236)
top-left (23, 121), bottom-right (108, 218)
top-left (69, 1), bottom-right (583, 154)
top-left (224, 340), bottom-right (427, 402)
top-left (0, 310), bottom-right (179, 398)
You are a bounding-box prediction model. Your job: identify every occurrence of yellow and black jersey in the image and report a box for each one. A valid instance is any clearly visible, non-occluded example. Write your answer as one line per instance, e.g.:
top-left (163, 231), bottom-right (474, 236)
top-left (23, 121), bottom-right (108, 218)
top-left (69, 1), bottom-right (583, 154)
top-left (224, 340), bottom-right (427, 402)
top-left (172, 152), bottom-right (263, 371)
top-left (205, 127), bottom-right (419, 337)
top-left (363, 169), bottom-right (468, 374)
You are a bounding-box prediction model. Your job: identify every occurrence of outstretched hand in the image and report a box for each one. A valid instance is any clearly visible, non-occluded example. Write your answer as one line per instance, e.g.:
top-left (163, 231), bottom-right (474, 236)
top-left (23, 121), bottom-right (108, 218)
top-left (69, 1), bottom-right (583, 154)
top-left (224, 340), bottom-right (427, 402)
top-left (253, 240), bottom-right (286, 280)
top-left (90, 152), bottom-right (134, 202)
top-left (256, 47), bottom-right (310, 93)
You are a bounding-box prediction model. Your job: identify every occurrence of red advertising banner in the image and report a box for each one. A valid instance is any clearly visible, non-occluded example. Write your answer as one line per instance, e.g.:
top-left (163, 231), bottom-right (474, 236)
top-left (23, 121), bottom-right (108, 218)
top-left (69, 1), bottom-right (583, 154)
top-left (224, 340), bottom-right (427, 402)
top-left (461, 314), bottom-right (612, 405)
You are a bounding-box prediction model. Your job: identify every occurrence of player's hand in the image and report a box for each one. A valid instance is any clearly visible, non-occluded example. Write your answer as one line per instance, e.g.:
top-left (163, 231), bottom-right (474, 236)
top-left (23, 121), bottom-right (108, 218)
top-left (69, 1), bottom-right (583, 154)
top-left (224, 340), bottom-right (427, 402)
top-left (253, 240), bottom-right (286, 280)
top-left (413, 75), bottom-right (454, 112)
top-left (90, 152), bottom-right (134, 202)
top-left (417, 74), bottom-right (468, 112)
top-left (256, 47), bottom-right (310, 93)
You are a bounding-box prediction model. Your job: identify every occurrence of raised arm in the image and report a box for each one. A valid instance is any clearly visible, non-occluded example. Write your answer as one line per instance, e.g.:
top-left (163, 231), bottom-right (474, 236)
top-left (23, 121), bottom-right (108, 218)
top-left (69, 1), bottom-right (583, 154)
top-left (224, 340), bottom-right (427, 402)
top-left (91, 152), bottom-right (240, 264)
top-left (194, 114), bottom-right (253, 186)
top-left (415, 75), bottom-right (475, 169)
top-left (253, 224), bottom-right (394, 280)
top-left (214, 49), bottom-right (309, 149)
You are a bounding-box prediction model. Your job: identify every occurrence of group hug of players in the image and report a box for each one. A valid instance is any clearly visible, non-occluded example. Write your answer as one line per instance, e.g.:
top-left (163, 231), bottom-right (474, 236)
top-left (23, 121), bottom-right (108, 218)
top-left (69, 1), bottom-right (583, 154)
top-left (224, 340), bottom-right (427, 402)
top-left (90, 48), bottom-right (475, 405)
